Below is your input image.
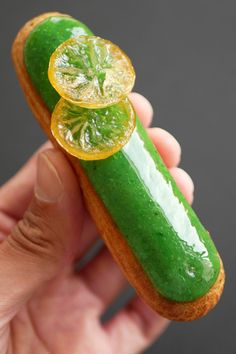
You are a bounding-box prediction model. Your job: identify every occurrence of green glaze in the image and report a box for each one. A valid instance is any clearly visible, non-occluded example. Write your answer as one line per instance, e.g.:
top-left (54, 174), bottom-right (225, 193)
top-left (24, 15), bottom-right (221, 302)
top-left (24, 16), bottom-right (93, 112)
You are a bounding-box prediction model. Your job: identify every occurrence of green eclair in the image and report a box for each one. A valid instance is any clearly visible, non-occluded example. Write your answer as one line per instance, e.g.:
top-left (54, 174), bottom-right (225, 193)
top-left (12, 12), bottom-right (225, 321)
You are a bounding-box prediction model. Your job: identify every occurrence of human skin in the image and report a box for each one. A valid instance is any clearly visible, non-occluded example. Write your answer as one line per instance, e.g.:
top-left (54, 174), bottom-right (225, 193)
top-left (0, 93), bottom-right (194, 354)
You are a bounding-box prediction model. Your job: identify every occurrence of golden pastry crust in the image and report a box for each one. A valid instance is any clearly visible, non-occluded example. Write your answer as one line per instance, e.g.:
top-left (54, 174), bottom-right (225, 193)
top-left (12, 12), bottom-right (225, 321)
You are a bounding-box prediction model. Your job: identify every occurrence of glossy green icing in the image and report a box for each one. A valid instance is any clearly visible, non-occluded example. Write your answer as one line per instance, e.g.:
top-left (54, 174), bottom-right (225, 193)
top-left (23, 15), bottom-right (220, 302)
top-left (24, 16), bottom-right (93, 112)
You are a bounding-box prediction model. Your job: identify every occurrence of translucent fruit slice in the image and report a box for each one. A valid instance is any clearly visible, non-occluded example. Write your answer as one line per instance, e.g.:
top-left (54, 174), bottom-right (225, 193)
top-left (48, 36), bottom-right (135, 108)
top-left (51, 97), bottom-right (136, 160)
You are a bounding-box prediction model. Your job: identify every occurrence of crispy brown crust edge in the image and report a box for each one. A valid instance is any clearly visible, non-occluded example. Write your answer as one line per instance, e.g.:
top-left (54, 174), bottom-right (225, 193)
top-left (12, 12), bottom-right (225, 321)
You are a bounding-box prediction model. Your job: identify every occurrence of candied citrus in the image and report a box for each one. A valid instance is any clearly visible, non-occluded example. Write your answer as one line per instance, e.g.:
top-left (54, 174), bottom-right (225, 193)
top-left (51, 97), bottom-right (136, 160)
top-left (48, 36), bottom-right (135, 109)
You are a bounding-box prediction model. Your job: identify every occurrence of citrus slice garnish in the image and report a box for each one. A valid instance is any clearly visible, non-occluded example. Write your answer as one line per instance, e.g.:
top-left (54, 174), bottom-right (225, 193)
top-left (48, 36), bottom-right (135, 108)
top-left (51, 97), bottom-right (136, 160)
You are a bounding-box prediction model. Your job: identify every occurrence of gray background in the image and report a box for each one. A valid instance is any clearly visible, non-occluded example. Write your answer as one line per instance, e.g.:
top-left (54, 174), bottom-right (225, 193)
top-left (0, 0), bottom-right (234, 353)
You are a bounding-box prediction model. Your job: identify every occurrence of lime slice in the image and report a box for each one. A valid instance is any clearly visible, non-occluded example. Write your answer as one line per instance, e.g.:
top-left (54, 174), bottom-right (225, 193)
top-left (48, 36), bottom-right (135, 108)
top-left (51, 97), bottom-right (136, 160)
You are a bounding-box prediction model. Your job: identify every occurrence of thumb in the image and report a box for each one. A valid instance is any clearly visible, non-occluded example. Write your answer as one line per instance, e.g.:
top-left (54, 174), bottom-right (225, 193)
top-left (0, 149), bottom-right (83, 325)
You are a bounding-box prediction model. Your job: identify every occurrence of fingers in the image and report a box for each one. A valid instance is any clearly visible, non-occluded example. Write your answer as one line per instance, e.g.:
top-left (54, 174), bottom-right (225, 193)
top-left (0, 141), bottom-right (52, 220)
top-left (170, 167), bottom-right (194, 204)
top-left (148, 127), bottom-right (181, 168)
top-left (105, 297), bottom-right (169, 354)
top-left (129, 92), bottom-right (153, 127)
top-left (80, 247), bottom-right (127, 309)
top-left (0, 149), bottom-right (83, 326)
top-left (0, 92), bottom-right (153, 230)
top-left (0, 93), bottom-right (180, 224)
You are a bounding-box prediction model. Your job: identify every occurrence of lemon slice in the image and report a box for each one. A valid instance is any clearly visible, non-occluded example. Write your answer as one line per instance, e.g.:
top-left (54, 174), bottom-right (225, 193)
top-left (51, 97), bottom-right (136, 160)
top-left (48, 36), bottom-right (135, 108)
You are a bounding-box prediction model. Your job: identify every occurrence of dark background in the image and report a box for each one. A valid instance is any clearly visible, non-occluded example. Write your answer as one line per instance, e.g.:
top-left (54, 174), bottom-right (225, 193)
top-left (0, 0), bottom-right (234, 353)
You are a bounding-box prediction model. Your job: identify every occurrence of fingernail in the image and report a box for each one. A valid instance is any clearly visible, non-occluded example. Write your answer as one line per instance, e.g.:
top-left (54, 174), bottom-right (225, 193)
top-left (35, 152), bottom-right (63, 203)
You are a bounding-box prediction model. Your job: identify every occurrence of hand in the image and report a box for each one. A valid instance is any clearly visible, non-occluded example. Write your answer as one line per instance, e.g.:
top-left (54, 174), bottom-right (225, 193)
top-left (0, 93), bottom-right (194, 354)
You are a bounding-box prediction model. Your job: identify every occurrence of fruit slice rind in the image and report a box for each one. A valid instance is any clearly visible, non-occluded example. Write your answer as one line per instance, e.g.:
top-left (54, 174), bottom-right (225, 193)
top-left (48, 36), bottom-right (136, 109)
top-left (51, 97), bottom-right (136, 160)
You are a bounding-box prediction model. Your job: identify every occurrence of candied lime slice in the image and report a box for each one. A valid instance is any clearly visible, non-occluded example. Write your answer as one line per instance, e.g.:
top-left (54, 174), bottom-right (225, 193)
top-left (48, 36), bottom-right (135, 108)
top-left (51, 97), bottom-right (136, 160)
